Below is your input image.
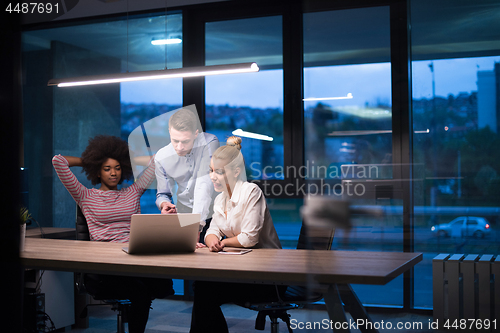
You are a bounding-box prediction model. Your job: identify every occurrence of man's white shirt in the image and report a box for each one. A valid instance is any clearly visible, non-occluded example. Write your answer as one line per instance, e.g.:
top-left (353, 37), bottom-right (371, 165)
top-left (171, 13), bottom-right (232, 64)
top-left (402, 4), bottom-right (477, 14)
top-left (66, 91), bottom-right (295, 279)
top-left (155, 132), bottom-right (219, 226)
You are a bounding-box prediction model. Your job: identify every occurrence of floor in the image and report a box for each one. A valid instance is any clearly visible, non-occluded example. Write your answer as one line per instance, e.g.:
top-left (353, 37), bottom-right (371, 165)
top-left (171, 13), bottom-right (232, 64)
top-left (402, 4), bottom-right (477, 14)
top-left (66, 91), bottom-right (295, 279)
top-left (63, 298), bottom-right (437, 333)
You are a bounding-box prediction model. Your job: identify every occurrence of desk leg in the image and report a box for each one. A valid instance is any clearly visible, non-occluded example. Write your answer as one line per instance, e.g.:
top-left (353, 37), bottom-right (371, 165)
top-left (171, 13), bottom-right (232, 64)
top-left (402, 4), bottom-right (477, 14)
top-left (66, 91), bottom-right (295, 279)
top-left (324, 284), bottom-right (350, 333)
top-left (338, 284), bottom-right (378, 333)
top-left (74, 292), bottom-right (89, 328)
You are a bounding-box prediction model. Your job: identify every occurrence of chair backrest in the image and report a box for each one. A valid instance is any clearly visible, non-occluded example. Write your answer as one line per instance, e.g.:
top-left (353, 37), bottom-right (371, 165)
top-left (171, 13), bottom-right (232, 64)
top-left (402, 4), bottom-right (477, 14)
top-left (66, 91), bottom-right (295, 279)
top-left (296, 223), bottom-right (335, 251)
top-left (76, 205), bottom-right (90, 241)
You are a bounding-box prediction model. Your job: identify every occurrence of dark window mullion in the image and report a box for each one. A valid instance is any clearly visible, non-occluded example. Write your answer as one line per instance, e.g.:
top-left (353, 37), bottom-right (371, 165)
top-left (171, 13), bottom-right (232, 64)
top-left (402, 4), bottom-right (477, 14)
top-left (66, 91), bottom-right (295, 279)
top-left (182, 8), bottom-right (206, 129)
top-left (390, 0), bottom-right (414, 310)
top-left (283, 1), bottom-right (304, 187)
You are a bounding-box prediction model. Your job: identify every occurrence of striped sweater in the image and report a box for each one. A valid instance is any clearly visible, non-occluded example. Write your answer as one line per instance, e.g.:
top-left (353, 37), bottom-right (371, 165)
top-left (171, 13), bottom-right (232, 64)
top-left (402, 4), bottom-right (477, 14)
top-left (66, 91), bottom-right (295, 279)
top-left (52, 154), bottom-right (155, 243)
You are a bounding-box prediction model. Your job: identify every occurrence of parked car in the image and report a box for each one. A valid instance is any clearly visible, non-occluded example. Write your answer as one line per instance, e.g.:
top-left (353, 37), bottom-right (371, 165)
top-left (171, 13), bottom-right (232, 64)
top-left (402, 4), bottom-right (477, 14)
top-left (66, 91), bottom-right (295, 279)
top-left (431, 216), bottom-right (491, 238)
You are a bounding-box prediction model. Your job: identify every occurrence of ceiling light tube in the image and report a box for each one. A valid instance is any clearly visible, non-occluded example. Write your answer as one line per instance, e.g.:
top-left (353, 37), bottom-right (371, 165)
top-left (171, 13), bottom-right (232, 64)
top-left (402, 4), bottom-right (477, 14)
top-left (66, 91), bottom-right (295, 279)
top-left (151, 38), bottom-right (182, 45)
top-left (328, 130), bottom-right (392, 136)
top-left (303, 93), bottom-right (353, 102)
top-left (328, 129), bottom-right (431, 136)
top-left (48, 62), bottom-right (259, 87)
top-left (232, 129), bottom-right (273, 141)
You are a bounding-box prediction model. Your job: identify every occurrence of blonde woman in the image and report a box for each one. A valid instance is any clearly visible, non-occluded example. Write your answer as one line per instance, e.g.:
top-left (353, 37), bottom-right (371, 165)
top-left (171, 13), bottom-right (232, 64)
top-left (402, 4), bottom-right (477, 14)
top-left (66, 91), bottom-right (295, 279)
top-left (190, 136), bottom-right (284, 333)
top-left (204, 135), bottom-right (281, 251)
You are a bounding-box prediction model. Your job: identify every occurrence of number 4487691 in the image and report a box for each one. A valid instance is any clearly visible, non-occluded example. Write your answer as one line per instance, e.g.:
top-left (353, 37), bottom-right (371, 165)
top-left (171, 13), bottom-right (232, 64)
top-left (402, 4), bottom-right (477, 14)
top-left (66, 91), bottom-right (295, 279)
top-left (444, 319), bottom-right (496, 330)
top-left (6, 3), bottom-right (59, 14)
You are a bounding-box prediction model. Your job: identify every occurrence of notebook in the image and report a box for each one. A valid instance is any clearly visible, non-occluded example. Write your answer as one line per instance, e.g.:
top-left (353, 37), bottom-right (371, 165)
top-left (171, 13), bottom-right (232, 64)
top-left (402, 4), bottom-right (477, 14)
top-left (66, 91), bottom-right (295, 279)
top-left (122, 213), bottom-right (200, 254)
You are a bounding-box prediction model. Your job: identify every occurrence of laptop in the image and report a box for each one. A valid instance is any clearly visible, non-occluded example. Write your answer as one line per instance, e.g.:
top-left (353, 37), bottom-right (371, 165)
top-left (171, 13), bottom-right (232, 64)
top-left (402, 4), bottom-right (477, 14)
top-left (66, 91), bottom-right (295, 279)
top-left (122, 213), bottom-right (200, 254)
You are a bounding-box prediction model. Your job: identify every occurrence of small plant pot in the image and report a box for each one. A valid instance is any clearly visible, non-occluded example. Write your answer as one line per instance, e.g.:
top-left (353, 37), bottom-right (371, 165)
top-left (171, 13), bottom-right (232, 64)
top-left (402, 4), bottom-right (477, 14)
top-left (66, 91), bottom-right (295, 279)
top-left (20, 223), bottom-right (26, 252)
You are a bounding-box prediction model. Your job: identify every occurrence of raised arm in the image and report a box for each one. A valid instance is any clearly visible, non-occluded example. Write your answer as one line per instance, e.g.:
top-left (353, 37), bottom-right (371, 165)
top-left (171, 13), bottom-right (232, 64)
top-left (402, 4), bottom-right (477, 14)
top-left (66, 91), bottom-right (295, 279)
top-left (62, 156), bottom-right (83, 167)
top-left (132, 155), bottom-right (154, 166)
top-left (52, 155), bottom-right (88, 203)
top-left (131, 156), bottom-right (157, 192)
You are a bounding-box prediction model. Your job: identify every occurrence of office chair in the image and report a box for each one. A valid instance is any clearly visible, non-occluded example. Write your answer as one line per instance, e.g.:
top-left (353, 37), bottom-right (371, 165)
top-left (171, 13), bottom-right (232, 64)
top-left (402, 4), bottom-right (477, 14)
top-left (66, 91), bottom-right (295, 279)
top-left (238, 223), bottom-right (335, 333)
top-left (75, 205), bottom-right (131, 333)
top-left (241, 197), bottom-right (380, 333)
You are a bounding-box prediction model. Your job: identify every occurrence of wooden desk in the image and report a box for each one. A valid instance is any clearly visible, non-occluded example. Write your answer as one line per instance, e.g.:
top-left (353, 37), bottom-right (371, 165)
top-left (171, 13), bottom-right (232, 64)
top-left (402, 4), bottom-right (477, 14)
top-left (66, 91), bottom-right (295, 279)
top-left (21, 238), bottom-right (422, 332)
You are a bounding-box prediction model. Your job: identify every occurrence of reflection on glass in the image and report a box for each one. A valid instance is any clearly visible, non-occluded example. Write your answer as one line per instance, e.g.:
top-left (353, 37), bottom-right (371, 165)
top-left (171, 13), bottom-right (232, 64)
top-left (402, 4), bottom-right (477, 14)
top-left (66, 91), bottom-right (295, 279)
top-left (266, 198), bottom-right (303, 249)
top-left (205, 16), bottom-right (284, 180)
top-left (304, 5), bottom-right (392, 181)
top-left (304, 64), bottom-right (392, 179)
top-left (303, 6), bottom-right (402, 308)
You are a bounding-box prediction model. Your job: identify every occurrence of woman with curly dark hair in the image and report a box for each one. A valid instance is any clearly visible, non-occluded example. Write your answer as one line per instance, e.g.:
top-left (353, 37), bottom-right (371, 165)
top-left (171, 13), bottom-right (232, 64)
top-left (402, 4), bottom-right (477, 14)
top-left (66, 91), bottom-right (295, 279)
top-left (52, 135), bottom-right (173, 333)
top-left (80, 134), bottom-right (134, 187)
top-left (53, 135), bottom-right (142, 241)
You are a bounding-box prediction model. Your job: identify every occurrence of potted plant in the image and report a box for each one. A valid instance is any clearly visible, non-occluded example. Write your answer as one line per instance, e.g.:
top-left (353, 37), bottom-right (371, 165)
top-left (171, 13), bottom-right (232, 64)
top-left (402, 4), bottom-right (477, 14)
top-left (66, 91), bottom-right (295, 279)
top-left (19, 207), bottom-right (31, 251)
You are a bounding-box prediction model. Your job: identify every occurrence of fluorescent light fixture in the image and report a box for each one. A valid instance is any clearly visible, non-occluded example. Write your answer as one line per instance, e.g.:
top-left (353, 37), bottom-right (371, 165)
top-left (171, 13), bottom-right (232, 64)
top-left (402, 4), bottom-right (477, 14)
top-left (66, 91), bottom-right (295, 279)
top-left (328, 130), bottom-right (392, 136)
top-left (232, 129), bottom-right (273, 141)
top-left (48, 62), bottom-right (259, 87)
top-left (303, 93), bottom-right (353, 102)
top-left (329, 129), bottom-right (431, 136)
top-left (151, 38), bottom-right (182, 45)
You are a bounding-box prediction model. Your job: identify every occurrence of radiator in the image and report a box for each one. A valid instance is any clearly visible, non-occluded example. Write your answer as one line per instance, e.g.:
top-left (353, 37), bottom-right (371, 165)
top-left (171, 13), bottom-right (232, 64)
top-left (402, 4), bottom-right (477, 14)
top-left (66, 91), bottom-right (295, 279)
top-left (433, 254), bottom-right (500, 330)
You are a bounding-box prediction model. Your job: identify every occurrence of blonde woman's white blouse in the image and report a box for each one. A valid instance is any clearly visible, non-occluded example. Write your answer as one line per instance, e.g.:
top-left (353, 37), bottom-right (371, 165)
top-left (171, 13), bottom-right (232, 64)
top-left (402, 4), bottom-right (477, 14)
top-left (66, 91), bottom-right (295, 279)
top-left (205, 180), bottom-right (281, 249)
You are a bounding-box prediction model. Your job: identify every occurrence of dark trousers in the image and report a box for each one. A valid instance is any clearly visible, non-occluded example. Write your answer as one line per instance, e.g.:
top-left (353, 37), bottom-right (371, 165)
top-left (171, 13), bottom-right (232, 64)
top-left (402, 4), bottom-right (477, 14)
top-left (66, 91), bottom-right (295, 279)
top-left (198, 218), bottom-right (212, 245)
top-left (190, 281), bottom-right (286, 333)
top-left (84, 274), bottom-right (174, 333)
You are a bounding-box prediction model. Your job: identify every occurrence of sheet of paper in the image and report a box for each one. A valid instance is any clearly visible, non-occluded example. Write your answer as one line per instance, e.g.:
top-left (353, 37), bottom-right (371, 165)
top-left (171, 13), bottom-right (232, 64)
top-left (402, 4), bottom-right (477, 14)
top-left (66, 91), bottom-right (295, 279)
top-left (218, 249), bottom-right (252, 255)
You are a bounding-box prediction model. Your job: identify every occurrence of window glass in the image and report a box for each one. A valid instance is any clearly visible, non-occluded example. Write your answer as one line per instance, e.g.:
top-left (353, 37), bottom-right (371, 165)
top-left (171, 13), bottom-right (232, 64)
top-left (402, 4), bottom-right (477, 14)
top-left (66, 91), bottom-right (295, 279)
top-left (205, 16), bottom-right (284, 180)
top-left (413, 56), bottom-right (500, 310)
top-left (304, 7), bottom-right (392, 181)
top-left (303, 6), bottom-right (403, 308)
top-left (412, 0), bottom-right (500, 309)
top-left (267, 198), bottom-right (303, 249)
top-left (304, 64), bottom-right (392, 179)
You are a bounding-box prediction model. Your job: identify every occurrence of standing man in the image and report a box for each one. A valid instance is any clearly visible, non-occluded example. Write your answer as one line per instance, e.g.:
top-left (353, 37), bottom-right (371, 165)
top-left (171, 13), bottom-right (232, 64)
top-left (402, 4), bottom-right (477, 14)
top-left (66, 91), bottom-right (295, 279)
top-left (155, 108), bottom-right (219, 244)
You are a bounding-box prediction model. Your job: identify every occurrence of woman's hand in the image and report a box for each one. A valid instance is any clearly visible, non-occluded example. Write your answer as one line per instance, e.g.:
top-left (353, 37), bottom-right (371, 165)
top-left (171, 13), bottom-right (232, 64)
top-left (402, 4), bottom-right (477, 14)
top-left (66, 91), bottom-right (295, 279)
top-left (205, 234), bottom-right (224, 252)
top-left (196, 232), bottom-right (207, 249)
